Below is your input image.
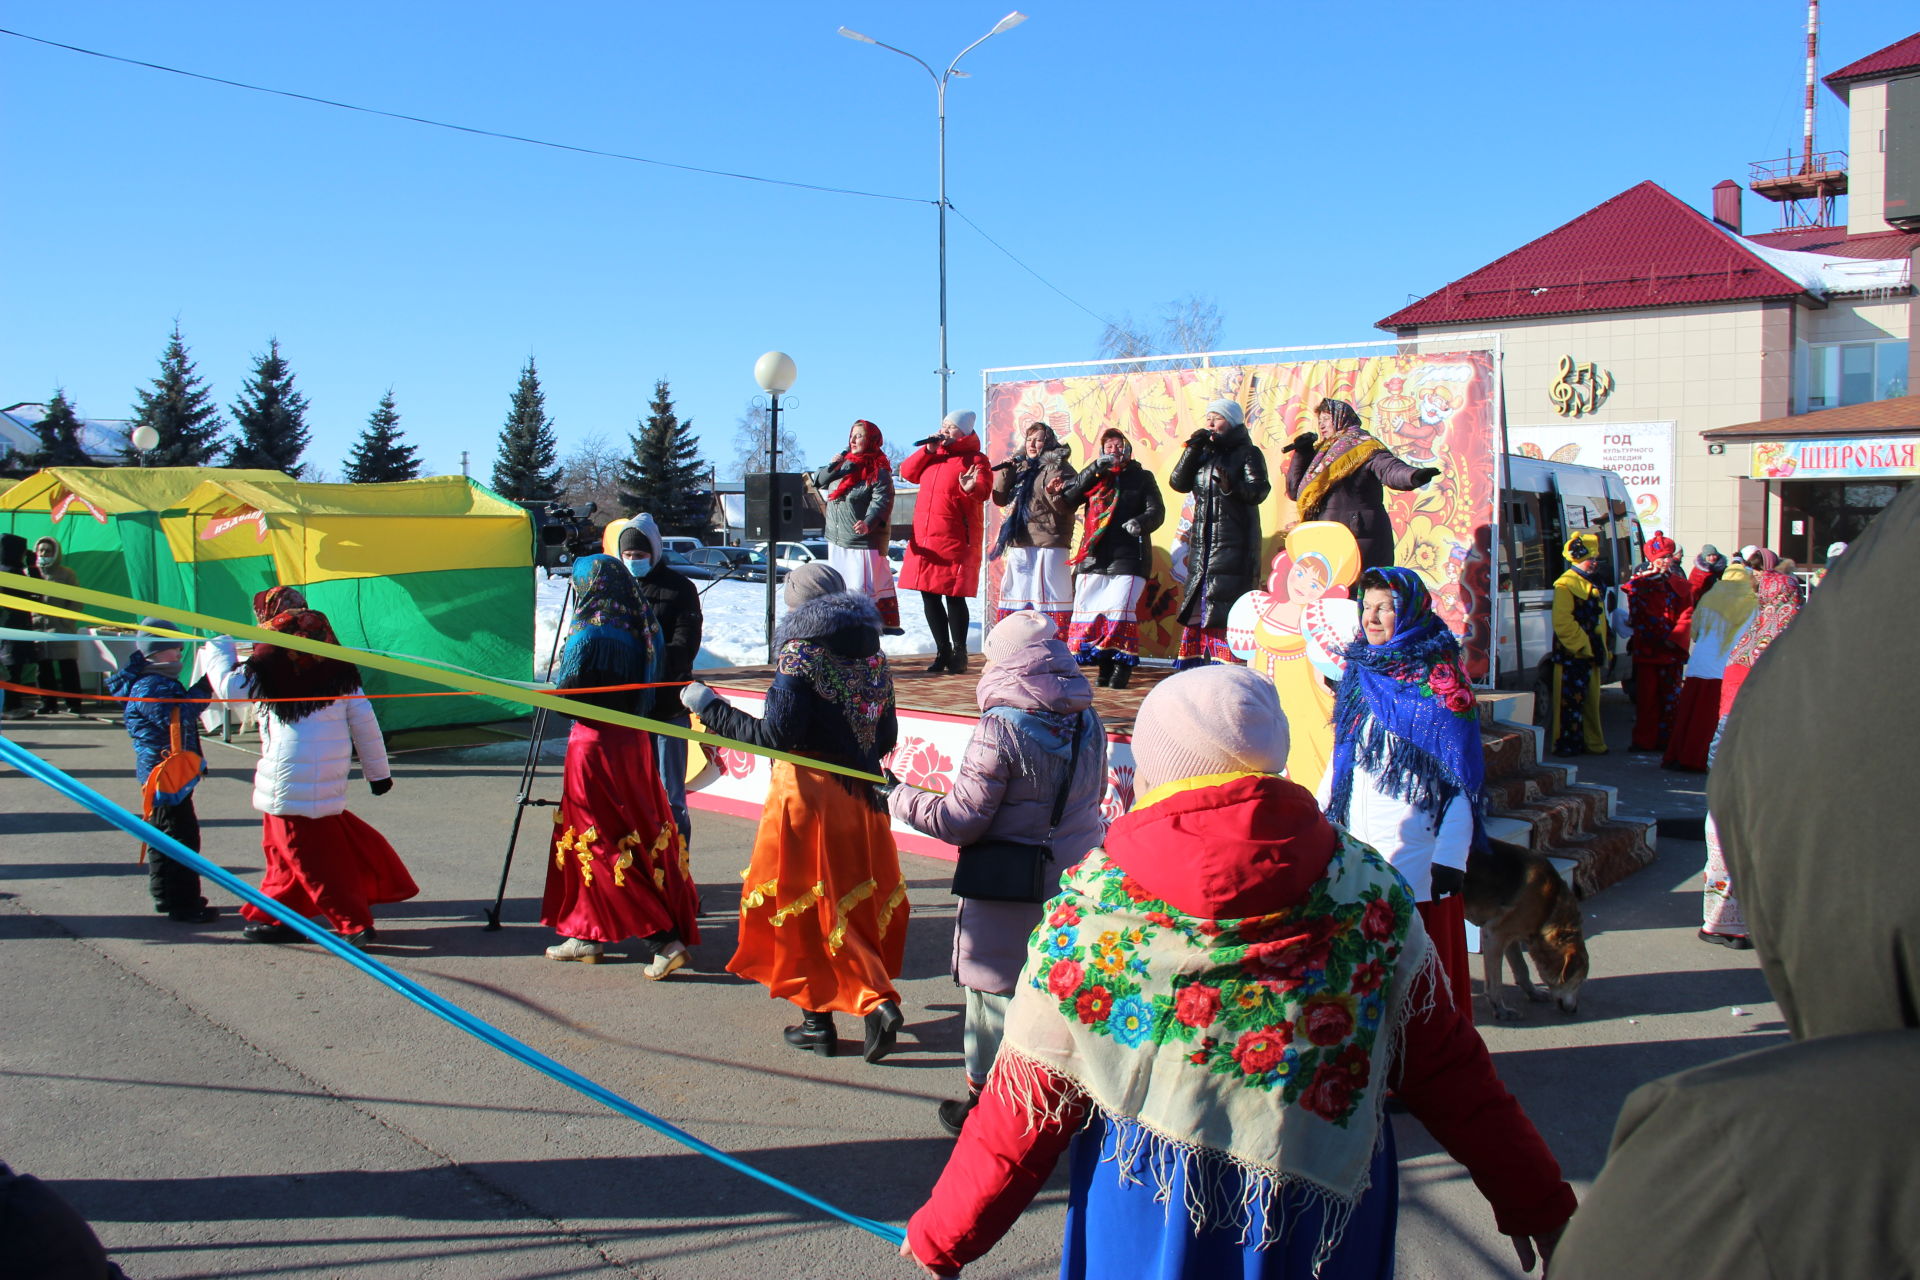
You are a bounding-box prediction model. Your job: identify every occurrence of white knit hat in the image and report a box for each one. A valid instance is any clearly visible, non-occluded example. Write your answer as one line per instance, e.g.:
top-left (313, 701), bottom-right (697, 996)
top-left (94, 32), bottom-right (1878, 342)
top-left (1205, 399), bottom-right (1245, 427)
top-left (1131, 665), bottom-right (1290, 797)
top-left (983, 609), bottom-right (1056, 666)
top-left (943, 410), bottom-right (977, 433)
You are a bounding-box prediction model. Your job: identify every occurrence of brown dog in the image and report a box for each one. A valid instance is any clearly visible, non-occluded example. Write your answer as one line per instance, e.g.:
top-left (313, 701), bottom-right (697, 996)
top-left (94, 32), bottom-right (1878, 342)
top-left (1463, 845), bottom-right (1589, 1021)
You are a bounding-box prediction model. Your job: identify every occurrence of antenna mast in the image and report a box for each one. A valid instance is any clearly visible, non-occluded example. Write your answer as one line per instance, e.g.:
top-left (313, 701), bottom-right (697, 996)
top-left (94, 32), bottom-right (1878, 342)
top-left (1748, 0), bottom-right (1848, 230)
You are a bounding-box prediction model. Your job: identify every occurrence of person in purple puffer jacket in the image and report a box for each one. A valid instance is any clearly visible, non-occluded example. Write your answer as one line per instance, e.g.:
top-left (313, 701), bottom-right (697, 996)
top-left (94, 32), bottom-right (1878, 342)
top-left (890, 610), bottom-right (1108, 1136)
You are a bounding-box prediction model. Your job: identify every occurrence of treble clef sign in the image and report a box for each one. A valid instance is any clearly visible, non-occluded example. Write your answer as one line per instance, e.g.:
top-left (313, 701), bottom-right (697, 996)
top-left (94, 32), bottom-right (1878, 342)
top-left (1550, 355), bottom-right (1578, 416)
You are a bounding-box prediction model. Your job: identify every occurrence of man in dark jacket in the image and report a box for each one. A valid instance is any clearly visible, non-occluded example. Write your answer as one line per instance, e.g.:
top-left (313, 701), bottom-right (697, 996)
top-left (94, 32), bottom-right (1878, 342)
top-left (105, 626), bottom-right (219, 922)
top-left (618, 514), bottom-right (703, 840)
top-left (1, 532), bottom-right (44, 719)
top-left (1284, 397), bottom-right (1438, 570)
top-left (1168, 399), bottom-right (1271, 670)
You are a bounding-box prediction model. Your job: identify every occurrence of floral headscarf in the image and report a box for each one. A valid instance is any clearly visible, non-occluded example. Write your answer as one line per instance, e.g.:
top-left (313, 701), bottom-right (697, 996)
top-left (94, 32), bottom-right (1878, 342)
top-left (557, 555), bottom-right (659, 698)
top-left (828, 419), bottom-right (891, 502)
top-left (1294, 398), bottom-right (1387, 521)
top-left (251, 585), bottom-right (308, 623)
top-left (1726, 569), bottom-right (1802, 671)
top-left (244, 608), bottom-right (362, 723)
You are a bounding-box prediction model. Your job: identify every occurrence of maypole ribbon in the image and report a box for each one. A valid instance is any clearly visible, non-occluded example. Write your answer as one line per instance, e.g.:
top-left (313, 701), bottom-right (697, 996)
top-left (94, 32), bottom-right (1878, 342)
top-left (0, 571), bottom-right (890, 786)
top-left (0, 735), bottom-right (907, 1249)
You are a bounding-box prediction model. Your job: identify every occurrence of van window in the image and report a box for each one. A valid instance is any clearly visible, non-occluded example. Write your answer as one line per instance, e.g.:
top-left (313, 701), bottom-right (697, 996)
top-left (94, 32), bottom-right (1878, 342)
top-left (1503, 492), bottom-right (1559, 593)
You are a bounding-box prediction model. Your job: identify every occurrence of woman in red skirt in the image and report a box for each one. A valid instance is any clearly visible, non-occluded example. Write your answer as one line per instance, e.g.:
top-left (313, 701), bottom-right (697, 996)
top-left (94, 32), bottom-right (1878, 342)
top-left (207, 609), bottom-right (417, 948)
top-left (540, 554), bottom-right (699, 977)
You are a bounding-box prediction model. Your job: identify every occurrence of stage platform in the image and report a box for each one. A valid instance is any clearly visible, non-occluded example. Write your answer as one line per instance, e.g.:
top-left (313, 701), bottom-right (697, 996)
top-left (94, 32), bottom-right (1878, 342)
top-left (687, 654), bottom-right (1157, 859)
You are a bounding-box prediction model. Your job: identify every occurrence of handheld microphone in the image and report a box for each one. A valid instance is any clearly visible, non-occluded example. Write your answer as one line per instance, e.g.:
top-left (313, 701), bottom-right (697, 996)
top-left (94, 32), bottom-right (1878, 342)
top-left (990, 457), bottom-right (1024, 472)
top-left (912, 435), bottom-right (941, 448)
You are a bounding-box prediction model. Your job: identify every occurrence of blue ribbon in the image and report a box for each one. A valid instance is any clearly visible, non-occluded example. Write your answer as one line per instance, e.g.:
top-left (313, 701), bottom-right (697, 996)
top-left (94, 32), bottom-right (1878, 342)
top-left (0, 734), bottom-right (907, 1248)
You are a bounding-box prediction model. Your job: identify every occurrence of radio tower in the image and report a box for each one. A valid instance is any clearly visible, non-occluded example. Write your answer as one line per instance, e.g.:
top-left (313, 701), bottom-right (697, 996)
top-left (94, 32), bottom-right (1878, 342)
top-left (1749, 0), bottom-right (1848, 230)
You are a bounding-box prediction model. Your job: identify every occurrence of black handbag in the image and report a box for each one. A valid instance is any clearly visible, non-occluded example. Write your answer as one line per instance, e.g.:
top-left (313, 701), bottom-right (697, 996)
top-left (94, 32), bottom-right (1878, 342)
top-left (951, 716), bottom-right (1084, 904)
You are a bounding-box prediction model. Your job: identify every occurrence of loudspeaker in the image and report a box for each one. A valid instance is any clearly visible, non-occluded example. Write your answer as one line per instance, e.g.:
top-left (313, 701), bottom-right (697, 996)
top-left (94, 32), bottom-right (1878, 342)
top-left (746, 472), bottom-right (807, 542)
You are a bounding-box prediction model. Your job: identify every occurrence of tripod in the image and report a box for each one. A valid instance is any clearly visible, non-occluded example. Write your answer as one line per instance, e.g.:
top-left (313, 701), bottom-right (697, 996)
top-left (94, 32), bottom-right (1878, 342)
top-left (484, 577), bottom-right (572, 931)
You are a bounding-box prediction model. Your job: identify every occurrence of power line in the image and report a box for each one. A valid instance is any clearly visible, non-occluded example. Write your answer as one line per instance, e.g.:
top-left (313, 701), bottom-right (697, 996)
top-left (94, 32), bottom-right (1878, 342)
top-left (0, 26), bottom-right (930, 206)
top-left (947, 202), bottom-right (1128, 332)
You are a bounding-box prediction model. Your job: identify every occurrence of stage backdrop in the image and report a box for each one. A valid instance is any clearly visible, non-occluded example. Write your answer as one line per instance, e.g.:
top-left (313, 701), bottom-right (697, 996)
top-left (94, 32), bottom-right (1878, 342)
top-left (983, 351), bottom-right (1499, 679)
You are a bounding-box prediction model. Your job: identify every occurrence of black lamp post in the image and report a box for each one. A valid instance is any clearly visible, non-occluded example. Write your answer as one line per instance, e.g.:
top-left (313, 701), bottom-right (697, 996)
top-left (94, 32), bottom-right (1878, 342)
top-left (753, 351), bottom-right (797, 665)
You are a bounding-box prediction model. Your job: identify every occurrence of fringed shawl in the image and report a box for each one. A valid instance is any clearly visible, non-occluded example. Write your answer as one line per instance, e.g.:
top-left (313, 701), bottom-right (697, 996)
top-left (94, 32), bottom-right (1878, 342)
top-left (1070, 433), bottom-right (1133, 568)
top-left (996, 829), bottom-right (1435, 1268)
top-left (1726, 570), bottom-right (1803, 672)
top-left (1294, 400), bottom-right (1386, 522)
top-left (828, 422), bottom-right (891, 502)
top-left (1324, 567), bottom-right (1485, 852)
top-left (244, 608), bottom-right (362, 724)
top-left (555, 554), bottom-right (658, 696)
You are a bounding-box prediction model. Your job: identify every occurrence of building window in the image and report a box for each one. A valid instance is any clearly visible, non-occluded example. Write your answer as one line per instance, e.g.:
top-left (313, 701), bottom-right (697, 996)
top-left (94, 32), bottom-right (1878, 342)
top-left (1799, 340), bottom-right (1909, 411)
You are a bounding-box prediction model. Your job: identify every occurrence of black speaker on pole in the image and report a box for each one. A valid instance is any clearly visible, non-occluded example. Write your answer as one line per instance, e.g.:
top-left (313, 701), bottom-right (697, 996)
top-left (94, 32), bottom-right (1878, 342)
top-left (746, 472), bottom-right (807, 542)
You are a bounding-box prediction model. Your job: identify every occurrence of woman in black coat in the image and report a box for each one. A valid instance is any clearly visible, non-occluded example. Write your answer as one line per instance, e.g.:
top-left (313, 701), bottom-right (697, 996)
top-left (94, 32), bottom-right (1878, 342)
top-left (1059, 428), bottom-right (1164, 688)
top-left (1283, 397), bottom-right (1438, 571)
top-left (1168, 399), bottom-right (1271, 669)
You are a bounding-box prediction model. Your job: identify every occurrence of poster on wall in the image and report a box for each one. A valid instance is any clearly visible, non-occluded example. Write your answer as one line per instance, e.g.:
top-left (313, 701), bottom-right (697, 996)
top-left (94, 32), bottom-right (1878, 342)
top-left (1750, 436), bottom-right (1920, 480)
top-left (1507, 421), bottom-right (1675, 536)
top-left (983, 351), bottom-right (1498, 678)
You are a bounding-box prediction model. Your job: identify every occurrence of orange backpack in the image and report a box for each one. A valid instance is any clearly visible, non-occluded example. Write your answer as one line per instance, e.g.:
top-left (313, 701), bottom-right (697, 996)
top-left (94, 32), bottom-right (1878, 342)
top-left (141, 706), bottom-right (206, 817)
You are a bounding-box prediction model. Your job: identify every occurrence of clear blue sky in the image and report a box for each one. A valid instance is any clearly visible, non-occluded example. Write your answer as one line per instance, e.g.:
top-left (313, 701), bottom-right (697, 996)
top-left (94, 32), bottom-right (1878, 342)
top-left (2, 1), bottom-right (1911, 482)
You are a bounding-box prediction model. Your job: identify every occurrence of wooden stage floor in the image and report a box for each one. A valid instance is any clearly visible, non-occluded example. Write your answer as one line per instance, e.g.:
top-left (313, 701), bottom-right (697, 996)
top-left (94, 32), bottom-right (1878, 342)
top-left (704, 653), bottom-right (1179, 738)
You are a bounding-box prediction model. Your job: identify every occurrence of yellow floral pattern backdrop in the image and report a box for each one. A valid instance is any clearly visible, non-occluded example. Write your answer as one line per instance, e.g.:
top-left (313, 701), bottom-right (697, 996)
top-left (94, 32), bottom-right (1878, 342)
top-left (983, 351), bottom-right (1498, 678)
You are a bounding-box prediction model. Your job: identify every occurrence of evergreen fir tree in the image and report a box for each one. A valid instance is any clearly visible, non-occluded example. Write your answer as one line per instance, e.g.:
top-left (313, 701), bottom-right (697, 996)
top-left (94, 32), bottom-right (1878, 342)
top-left (125, 324), bottom-right (226, 466)
top-left (618, 379), bottom-right (708, 534)
top-left (31, 389), bottom-right (93, 467)
top-left (226, 338), bottom-right (312, 476)
top-left (491, 359), bottom-right (561, 502)
top-left (342, 390), bottom-right (421, 483)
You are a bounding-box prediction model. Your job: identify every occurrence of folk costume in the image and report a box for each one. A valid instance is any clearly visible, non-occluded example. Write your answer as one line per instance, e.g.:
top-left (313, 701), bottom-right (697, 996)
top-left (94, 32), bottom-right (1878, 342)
top-left (1622, 533), bottom-right (1689, 752)
top-left (1663, 564), bottom-right (1754, 772)
top-left (813, 419), bottom-right (901, 631)
top-left (1283, 398), bottom-right (1436, 571)
top-left (1062, 429), bottom-right (1165, 687)
top-left (1319, 566), bottom-right (1479, 1016)
top-left (685, 565), bottom-right (908, 1060)
top-left (1169, 400), bottom-right (1270, 669)
top-left (989, 425), bottom-right (1076, 637)
top-left (540, 555), bottom-right (697, 973)
top-left (901, 410), bottom-right (992, 674)
top-left (1548, 536), bottom-right (1610, 757)
top-left (207, 609), bottom-right (416, 945)
top-left (906, 666), bottom-right (1575, 1279)
top-left (1554, 486), bottom-right (1920, 1280)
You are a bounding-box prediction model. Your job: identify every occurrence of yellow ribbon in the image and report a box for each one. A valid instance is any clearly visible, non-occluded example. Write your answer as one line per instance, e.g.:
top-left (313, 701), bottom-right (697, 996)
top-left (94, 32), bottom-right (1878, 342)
top-left (0, 592), bottom-right (201, 641)
top-left (0, 570), bottom-right (889, 785)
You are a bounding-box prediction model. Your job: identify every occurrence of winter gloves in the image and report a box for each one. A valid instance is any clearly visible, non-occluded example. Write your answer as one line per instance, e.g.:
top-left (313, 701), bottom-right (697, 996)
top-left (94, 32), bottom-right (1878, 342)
top-left (680, 682), bottom-right (719, 715)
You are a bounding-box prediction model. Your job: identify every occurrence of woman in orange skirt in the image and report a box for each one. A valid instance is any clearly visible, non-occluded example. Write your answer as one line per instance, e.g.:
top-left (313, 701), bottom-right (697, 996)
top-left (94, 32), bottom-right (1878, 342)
top-left (540, 555), bottom-right (700, 976)
top-left (682, 563), bottom-right (909, 1062)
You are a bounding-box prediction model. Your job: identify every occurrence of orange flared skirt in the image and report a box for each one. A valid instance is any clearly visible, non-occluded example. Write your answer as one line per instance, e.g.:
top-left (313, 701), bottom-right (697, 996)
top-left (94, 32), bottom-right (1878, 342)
top-left (727, 761), bottom-right (909, 1016)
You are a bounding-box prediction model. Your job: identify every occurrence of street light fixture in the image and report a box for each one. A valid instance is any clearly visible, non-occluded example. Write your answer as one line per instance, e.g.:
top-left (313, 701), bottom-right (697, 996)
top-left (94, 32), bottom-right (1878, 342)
top-left (754, 350), bottom-right (798, 663)
top-left (838, 12), bottom-right (1027, 419)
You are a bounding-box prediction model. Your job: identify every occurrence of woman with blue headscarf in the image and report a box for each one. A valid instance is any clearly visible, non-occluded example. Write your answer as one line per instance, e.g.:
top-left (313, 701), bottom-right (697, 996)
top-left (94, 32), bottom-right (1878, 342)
top-left (1318, 566), bottom-right (1480, 1016)
top-left (540, 555), bottom-right (699, 977)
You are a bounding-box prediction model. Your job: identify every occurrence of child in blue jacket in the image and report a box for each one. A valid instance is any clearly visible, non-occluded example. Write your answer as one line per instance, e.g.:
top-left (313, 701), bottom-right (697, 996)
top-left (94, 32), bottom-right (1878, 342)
top-left (106, 625), bottom-right (219, 923)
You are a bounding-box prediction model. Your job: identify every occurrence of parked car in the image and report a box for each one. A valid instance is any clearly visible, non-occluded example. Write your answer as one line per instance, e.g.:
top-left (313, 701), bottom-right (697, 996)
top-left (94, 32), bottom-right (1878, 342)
top-left (888, 540), bottom-right (907, 565)
top-left (659, 548), bottom-right (716, 580)
top-left (686, 545), bottom-right (782, 583)
top-left (756, 540), bottom-right (834, 572)
top-left (661, 535), bottom-right (706, 557)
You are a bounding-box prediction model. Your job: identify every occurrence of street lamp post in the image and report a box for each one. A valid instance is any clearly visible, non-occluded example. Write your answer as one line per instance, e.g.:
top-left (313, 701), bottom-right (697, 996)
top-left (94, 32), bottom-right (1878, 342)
top-left (754, 350), bottom-right (797, 665)
top-left (838, 12), bottom-right (1027, 419)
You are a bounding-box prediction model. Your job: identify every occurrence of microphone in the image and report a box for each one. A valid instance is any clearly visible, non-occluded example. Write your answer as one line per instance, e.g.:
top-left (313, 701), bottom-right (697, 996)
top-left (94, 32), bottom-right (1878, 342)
top-left (990, 457), bottom-right (1025, 472)
top-left (912, 435), bottom-right (941, 448)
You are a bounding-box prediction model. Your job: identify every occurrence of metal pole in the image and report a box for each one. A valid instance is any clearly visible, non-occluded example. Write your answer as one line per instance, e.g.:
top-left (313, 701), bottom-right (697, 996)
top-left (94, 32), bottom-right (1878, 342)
top-left (936, 77), bottom-right (950, 419)
top-left (765, 392), bottom-right (780, 665)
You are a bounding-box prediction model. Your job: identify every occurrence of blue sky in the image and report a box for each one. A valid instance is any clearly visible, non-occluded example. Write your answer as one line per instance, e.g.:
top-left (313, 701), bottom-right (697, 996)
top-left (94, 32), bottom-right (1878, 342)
top-left (2, 1), bottom-right (1911, 483)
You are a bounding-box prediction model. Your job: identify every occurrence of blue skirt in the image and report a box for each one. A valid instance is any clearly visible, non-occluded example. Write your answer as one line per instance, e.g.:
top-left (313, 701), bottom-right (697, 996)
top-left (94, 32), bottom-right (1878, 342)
top-left (1059, 1115), bottom-right (1398, 1280)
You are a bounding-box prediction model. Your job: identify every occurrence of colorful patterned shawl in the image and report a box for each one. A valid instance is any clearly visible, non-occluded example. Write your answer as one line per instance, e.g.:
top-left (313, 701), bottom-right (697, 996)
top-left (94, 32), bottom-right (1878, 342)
top-left (556, 554), bottom-right (658, 690)
top-left (244, 608), bottom-right (362, 723)
top-left (1726, 569), bottom-right (1802, 671)
top-left (828, 421), bottom-right (891, 502)
top-left (1293, 400), bottom-right (1387, 522)
top-left (1069, 431), bottom-right (1132, 568)
top-left (996, 823), bottom-right (1434, 1263)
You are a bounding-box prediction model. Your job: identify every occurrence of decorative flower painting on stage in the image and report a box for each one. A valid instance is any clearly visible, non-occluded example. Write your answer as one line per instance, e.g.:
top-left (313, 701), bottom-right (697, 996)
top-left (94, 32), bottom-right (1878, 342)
top-left (983, 351), bottom-right (1498, 680)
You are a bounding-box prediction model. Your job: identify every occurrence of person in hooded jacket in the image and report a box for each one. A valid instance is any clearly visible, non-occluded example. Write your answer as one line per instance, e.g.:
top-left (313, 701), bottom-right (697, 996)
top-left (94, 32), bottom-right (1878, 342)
top-left (1551, 484), bottom-right (1920, 1280)
top-left (1061, 428), bottom-right (1165, 689)
top-left (681, 563), bottom-right (910, 1063)
top-left (814, 418), bottom-right (903, 633)
top-left (1621, 532), bottom-right (1689, 752)
top-left (106, 623), bottom-right (219, 923)
top-left (1, 532), bottom-right (45, 718)
top-left (902, 410), bottom-right (993, 674)
top-left (1282, 398), bottom-right (1439, 572)
top-left (617, 513), bottom-right (704, 841)
top-left (902, 665), bottom-right (1574, 1280)
top-left (1548, 534), bottom-right (1610, 758)
top-left (540, 554), bottom-right (697, 975)
top-left (890, 611), bottom-right (1109, 1135)
top-left (988, 422), bottom-right (1075, 636)
top-left (29, 537), bottom-right (85, 714)
top-left (206, 608), bottom-right (415, 948)
top-left (1169, 399), bottom-right (1272, 668)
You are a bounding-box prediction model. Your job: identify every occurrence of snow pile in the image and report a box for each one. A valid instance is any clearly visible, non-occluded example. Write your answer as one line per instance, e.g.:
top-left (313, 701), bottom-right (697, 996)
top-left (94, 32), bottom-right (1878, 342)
top-left (1728, 232), bottom-right (1911, 298)
top-left (533, 571), bottom-right (977, 677)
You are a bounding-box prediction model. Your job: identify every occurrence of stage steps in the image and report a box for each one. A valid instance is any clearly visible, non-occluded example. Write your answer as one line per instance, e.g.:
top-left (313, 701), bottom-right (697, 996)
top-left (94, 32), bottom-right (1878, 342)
top-left (1476, 691), bottom-right (1657, 898)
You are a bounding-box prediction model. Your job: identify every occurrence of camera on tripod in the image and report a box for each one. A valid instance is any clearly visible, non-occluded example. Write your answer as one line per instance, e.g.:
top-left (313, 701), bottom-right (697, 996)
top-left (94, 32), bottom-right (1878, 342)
top-left (527, 501), bottom-right (600, 575)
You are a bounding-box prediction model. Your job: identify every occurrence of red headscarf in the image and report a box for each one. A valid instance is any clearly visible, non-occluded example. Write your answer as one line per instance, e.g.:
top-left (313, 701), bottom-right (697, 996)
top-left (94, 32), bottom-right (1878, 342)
top-left (829, 419), bottom-right (891, 501)
top-left (244, 608), bottom-right (363, 722)
top-left (251, 584), bottom-right (308, 623)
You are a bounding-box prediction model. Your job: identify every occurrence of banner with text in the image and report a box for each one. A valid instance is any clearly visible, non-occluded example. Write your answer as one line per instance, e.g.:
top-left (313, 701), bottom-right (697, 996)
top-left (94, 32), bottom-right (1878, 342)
top-left (1507, 421), bottom-right (1675, 537)
top-left (1750, 435), bottom-right (1920, 480)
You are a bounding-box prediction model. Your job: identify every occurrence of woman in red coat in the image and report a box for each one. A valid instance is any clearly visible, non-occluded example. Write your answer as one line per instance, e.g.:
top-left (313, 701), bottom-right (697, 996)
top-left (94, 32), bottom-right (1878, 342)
top-left (901, 410), bottom-right (991, 674)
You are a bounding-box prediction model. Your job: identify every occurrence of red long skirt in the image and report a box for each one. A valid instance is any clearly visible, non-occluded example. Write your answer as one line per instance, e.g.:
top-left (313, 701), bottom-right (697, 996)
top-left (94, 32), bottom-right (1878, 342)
top-left (1418, 895), bottom-right (1473, 1026)
top-left (541, 721), bottom-right (700, 946)
top-left (242, 810), bottom-right (418, 934)
top-left (1663, 677), bottom-right (1721, 771)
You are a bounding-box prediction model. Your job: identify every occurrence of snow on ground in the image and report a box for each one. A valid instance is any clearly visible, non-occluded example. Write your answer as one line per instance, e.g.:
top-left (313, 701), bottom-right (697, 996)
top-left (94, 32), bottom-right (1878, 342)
top-left (533, 570), bottom-right (979, 677)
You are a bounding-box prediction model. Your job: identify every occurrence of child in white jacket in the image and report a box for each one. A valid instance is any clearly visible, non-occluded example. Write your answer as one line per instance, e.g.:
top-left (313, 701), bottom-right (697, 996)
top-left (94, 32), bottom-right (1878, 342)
top-left (206, 607), bottom-right (415, 947)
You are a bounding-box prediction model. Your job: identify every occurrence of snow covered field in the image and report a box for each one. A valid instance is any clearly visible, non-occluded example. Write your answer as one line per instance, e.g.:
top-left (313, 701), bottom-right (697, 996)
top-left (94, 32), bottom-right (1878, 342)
top-left (532, 570), bottom-right (979, 677)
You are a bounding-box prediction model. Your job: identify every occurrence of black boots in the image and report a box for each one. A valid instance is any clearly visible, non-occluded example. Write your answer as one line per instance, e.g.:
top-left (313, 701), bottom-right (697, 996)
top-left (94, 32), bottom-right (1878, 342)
top-left (784, 1010), bottom-right (837, 1056)
top-left (926, 652), bottom-right (951, 675)
top-left (1095, 655), bottom-right (1115, 687)
top-left (937, 1087), bottom-right (981, 1136)
top-left (862, 1000), bottom-right (904, 1063)
top-left (1108, 661), bottom-right (1131, 690)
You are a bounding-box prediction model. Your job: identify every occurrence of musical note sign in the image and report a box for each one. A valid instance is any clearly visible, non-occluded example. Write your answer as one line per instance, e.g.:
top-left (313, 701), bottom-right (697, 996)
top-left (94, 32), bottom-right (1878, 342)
top-left (1549, 355), bottom-right (1614, 418)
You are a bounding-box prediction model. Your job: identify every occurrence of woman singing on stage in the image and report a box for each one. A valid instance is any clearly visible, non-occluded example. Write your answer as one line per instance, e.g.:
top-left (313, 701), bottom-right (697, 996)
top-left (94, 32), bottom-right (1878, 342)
top-left (989, 422), bottom-right (1076, 637)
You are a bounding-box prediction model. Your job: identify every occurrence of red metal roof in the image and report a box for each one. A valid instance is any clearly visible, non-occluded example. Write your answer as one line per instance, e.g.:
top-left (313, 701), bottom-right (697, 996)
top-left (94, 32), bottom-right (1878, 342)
top-left (1743, 225), bottom-right (1920, 260)
top-left (1824, 31), bottom-right (1920, 99)
top-left (1377, 181), bottom-right (1808, 331)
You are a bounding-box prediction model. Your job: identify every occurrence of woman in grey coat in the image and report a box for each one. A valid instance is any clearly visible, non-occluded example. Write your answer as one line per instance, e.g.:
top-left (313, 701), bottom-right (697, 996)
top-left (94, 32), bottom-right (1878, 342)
top-left (888, 610), bottom-right (1108, 1134)
top-left (812, 418), bottom-right (902, 633)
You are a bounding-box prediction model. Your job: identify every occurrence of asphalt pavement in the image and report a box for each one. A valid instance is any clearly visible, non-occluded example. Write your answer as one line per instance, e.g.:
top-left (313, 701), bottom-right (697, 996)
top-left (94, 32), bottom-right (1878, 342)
top-left (0, 690), bottom-right (1782, 1279)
